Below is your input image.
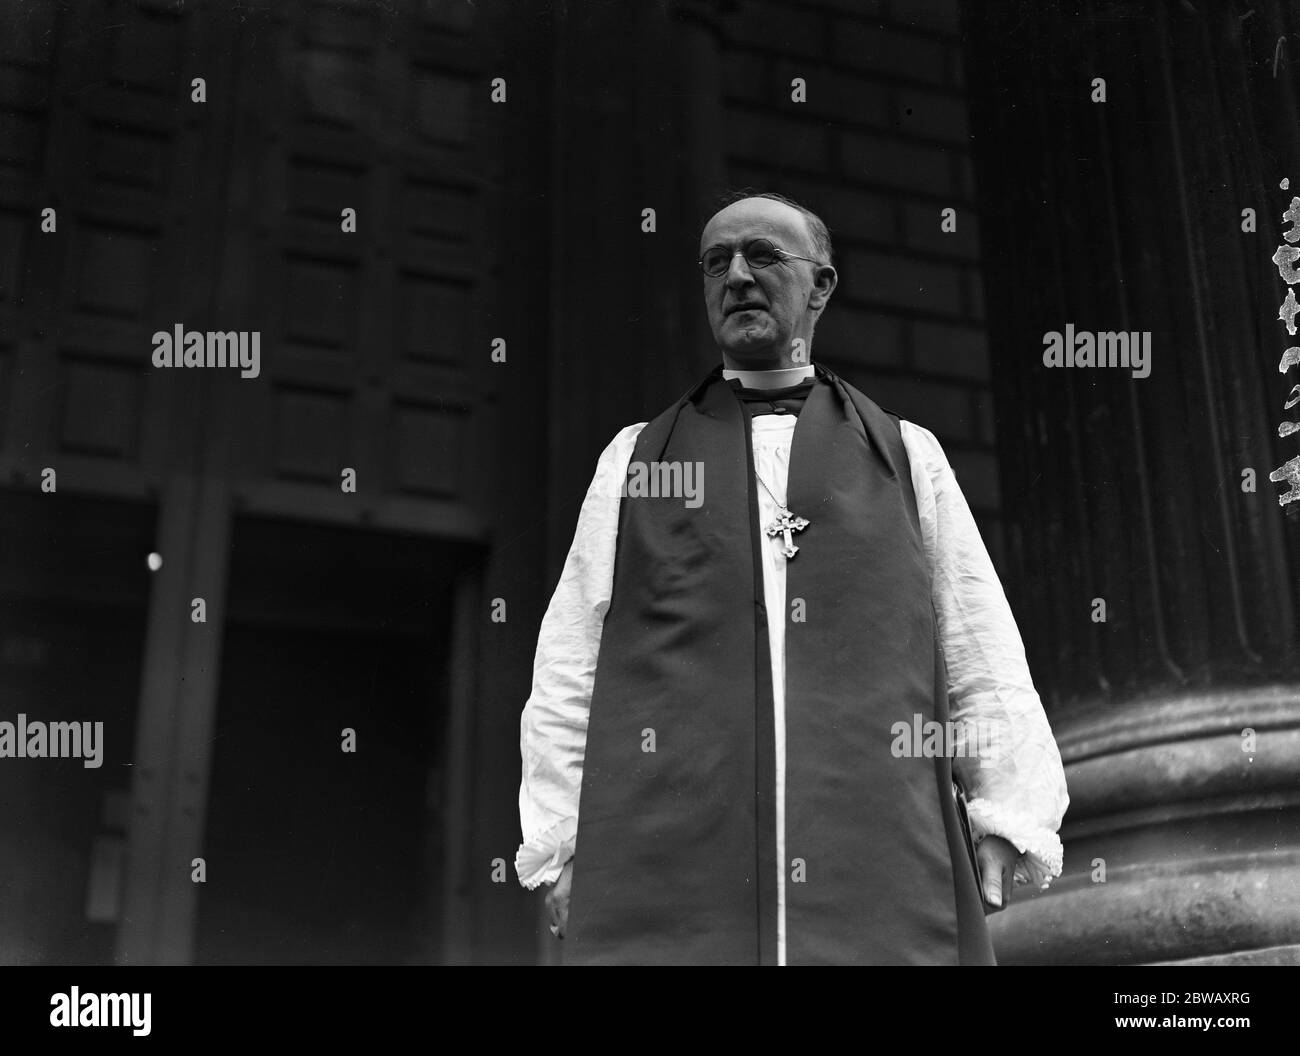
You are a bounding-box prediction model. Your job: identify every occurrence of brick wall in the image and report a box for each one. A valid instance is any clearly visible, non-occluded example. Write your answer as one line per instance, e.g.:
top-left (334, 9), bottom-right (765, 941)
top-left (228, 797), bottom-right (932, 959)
top-left (716, 0), bottom-right (1004, 568)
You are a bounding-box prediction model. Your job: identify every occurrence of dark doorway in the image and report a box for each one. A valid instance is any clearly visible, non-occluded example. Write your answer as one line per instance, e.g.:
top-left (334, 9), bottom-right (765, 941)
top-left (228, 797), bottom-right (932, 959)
top-left (0, 489), bottom-right (153, 965)
top-left (194, 515), bottom-right (471, 965)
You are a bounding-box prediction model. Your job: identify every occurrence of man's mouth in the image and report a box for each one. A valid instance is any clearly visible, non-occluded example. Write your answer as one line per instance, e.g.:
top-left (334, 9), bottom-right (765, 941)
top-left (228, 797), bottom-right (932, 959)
top-left (726, 304), bottom-right (766, 315)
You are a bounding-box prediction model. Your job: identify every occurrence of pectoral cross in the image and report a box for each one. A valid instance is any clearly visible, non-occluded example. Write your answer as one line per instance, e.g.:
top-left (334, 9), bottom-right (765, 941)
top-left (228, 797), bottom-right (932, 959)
top-left (766, 507), bottom-right (810, 559)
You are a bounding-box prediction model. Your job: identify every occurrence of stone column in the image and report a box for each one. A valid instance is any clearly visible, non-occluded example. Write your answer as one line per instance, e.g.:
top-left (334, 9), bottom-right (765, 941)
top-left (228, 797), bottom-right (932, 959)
top-left (962, 0), bottom-right (1300, 964)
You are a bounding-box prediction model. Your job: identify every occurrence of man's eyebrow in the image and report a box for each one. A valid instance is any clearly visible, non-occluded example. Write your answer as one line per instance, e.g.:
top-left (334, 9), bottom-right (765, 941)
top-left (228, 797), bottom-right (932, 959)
top-left (700, 234), bottom-right (787, 249)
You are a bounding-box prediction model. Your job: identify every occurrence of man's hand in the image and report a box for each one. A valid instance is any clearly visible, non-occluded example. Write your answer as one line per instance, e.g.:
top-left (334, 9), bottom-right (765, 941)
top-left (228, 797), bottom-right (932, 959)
top-left (545, 858), bottom-right (574, 938)
top-left (976, 835), bottom-right (1020, 912)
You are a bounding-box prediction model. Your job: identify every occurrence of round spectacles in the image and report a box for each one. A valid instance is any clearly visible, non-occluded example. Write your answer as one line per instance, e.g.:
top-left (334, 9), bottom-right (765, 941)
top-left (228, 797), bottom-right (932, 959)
top-left (698, 237), bottom-right (821, 277)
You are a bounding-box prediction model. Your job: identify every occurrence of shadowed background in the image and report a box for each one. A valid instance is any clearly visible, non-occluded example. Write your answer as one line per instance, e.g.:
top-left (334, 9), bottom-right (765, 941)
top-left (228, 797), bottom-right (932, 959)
top-left (0, 0), bottom-right (1298, 964)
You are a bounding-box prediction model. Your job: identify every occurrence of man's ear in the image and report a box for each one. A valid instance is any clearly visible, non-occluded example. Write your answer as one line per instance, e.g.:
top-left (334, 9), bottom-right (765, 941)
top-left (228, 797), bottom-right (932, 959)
top-left (808, 264), bottom-right (837, 311)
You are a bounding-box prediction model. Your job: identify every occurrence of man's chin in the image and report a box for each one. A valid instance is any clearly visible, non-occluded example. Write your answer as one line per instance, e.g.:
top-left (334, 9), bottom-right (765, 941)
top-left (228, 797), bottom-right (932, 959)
top-left (720, 320), bottom-right (774, 344)
top-left (718, 329), bottom-right (782, 363)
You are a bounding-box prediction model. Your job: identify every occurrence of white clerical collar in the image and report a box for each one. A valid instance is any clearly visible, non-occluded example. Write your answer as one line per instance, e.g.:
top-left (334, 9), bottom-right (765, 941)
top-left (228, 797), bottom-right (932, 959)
top-left (721, 363), bottom-right (815, 389)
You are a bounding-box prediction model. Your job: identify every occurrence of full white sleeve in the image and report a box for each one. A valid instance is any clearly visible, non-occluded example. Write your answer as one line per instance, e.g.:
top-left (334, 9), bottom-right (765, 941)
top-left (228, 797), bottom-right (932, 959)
top-left (901, 420), bottom-right (1070, 889)
top-left (514, 423), bottom-right (646, 890)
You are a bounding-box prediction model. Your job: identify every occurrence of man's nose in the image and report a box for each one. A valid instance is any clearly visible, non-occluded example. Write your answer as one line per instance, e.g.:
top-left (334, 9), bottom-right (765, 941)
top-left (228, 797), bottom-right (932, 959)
top-left (724, 250), bottom-right (755, 288)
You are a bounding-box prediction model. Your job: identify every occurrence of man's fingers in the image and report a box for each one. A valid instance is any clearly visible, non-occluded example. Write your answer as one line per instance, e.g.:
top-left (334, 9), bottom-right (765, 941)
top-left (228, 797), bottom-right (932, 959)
top-left (544, 891), bottom-right (568, 939)
top-left (976, 836), bottom-right (1020, 912)
top-left (977, 841), bottom-right (1004, 909)
top-left (983, 867), bottom-right (1003, 909)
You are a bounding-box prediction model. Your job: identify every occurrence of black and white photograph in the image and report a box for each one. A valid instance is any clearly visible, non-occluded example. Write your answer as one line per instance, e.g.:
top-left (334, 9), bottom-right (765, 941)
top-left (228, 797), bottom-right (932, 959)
top-left (0, 0), bottom-right (1296, 1037)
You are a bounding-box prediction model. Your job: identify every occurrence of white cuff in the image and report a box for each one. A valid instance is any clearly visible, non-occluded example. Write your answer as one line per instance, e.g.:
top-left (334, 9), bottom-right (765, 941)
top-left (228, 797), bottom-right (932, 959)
top-left (514, 817), bottom-right (577, 890)
top-left (966, 796), bottom-right (1064, 890)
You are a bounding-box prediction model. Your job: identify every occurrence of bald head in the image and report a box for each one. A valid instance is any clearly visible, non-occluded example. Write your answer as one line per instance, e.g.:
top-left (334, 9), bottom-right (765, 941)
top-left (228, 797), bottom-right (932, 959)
top-left (701, 193), bottom-right (832, 265)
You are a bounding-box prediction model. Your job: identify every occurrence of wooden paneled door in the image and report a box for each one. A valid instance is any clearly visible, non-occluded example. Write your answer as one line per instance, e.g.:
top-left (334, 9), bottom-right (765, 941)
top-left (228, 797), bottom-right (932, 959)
top-left (0, 0), bottom-right (491, 963)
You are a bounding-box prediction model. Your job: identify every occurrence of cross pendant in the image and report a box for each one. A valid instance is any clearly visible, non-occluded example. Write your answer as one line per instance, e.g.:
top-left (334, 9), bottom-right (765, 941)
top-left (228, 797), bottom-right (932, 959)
top-left (765, 506), bottom-right (810, 559)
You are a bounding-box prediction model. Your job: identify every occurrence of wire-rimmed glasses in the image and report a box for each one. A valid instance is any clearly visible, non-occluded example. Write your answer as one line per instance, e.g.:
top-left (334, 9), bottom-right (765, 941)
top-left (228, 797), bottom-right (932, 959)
top-left (698, 237), bottom-right (822, 277)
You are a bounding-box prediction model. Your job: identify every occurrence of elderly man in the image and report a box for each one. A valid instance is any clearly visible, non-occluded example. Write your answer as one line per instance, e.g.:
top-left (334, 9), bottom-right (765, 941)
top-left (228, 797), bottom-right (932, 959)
top-left (515, 191), bottom-right (1069, 965)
